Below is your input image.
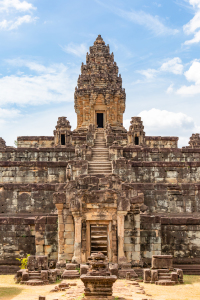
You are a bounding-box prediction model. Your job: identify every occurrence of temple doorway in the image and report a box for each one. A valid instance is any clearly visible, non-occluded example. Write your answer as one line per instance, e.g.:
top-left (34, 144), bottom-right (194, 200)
top-left (90, 224), bottom-right (107, 256)
top-left (97, 113), bottom-right (104, 128)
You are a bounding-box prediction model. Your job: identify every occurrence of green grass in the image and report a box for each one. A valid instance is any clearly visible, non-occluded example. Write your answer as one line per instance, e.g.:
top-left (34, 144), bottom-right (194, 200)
top-left (0, 287), bottom-right (23, 298)
top-left (183, 275), bottom-right (200, 284)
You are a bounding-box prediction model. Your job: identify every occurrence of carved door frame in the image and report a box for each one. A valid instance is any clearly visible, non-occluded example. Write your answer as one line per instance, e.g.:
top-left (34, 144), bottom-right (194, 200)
top-left (86, 220), bottom-right (112, 262)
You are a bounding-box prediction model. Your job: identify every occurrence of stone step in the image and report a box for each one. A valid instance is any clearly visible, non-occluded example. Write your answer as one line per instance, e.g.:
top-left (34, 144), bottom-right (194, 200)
top-left (88, 163), bottom-right (111, 166)
top-left (29, 276), bottom-right (41, 279)
top-left (92, 152), bottom-right (109, 154)
top-left (156, 280), bottom-right (176, 286)
top-left (92, 153), bottom-right (109, 155)
top-left (159, 276), bottom-right (171, 280)
top-left (92, 149), bottom-right (109, 151)
top-left (92, 155), bottom-right (109, 158)
top-left (92, 149), bottom-right (108, 151)
top-left (89, 163), bottom-right (111, 165)
top-left (92, 153), bottom-right (108, 155)
top-left (92, 155), bottom-right (108, 157)
top-left (88, 168), bottom-right (112, 171)
top-left (88, 171), bottom-right (111, 174)
top-left (94, 142), bottom-right (106, 144)
top-left (89, 161), bottom-right (111, 164)
top-left (157, 269), bottom-right (170, 273)
top-left (88, 161), bottom-right (111, 168)
top-left (62, 269), bottom-right (80, 279)
top-left (91, 158), bottom-right (108, 161)
top-left (26, 279), bottom-right (44, 286)
top-left (91, 156), bottom-right (108, 158)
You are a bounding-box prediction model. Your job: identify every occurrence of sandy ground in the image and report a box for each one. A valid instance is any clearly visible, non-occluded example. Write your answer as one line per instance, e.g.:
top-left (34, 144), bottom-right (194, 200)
top-left (0, 275), bottom-right (200, 300)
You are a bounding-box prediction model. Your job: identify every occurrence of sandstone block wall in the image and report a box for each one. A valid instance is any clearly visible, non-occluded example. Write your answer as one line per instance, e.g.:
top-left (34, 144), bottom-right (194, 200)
top-left (0, 217), bottom-right (35, 268)
top-left (145, 137), bottom-right (178, 148)
top-left (113, 161), bottom-right (200, 184)
top-left (0, 216), bottom-right (58, 271)
top-left (124, 213), bottom-right (141, 261)
top-left (121, 147), bottom-right (200, 162)
top-left (0, 148), bottom-right (75, 162)
top-left (161, 217), bottom-right (200, 264)
top-left (17, 136), bottom-right (54, 148)
top-left (0, 184), bottom-right (55, 214)
top-left (128, 183), bottom-right (200, 214)
top-left (140, 216), bottom-right (161, 264)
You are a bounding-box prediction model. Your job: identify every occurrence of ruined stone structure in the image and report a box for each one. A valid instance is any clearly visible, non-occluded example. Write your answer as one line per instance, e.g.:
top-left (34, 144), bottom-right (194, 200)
top-left (1, 35), bottom-right (200, 275)
top-left (80, 252), bottom-right (117, 298)
top-left (144, 255), bottom-right (183, 285)
top-left (15, 255), bottom-right (58, 285)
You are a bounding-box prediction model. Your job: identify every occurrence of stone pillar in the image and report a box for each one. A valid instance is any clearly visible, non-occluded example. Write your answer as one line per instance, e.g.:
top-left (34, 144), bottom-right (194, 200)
top-left (117, 211), bottom-right (127, 263)
top-left (72, 213), bottom-right (82, 264)
top-left (55, 203), bottom-right (65, 262)
top-left (133, 213), bottom-right (141, 261)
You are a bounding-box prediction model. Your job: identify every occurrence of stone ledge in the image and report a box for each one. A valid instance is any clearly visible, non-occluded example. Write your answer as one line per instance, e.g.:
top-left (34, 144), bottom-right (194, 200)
top-left (17, 136), bottom-right (54, 141)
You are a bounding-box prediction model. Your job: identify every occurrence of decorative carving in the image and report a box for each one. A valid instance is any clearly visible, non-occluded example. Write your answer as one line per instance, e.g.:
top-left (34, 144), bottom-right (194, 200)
top-left (128, 117), bottom-right (145, 146)
top-left (74, 35), bottom-right (126, 129)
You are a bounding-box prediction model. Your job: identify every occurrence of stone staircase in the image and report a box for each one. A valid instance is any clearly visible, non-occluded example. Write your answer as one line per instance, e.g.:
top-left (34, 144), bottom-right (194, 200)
top-left (25, 271), bottom-right (44, 286)
top-left (28, 271), bottom-right (41, 280)
top-left (88, 131), bottom-right (112, 175)
top-left (155, 269), bottom-right (175, 286)
top-left (158, 269), bottom-right (171, 281)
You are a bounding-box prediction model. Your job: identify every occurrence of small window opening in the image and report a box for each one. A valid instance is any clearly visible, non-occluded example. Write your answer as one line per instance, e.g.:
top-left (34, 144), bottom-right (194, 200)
top-left (135, 136), bottom-right (139, 145)
top-left (61, 134), bottom-right (65, 145)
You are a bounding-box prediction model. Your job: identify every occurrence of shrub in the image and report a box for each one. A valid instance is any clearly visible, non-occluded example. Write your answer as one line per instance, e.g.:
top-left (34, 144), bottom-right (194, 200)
top-left (16, 254), bottom-right (30, 269)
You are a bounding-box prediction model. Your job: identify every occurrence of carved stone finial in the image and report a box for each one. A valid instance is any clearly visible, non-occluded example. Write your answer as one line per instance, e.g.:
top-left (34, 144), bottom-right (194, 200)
top-left (0, 137), bottom-right (6, 147)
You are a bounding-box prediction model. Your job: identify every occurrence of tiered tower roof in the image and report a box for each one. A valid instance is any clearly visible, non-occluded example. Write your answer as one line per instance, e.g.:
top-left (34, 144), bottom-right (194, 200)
top-left (74, 35), bottom-right (126, 129)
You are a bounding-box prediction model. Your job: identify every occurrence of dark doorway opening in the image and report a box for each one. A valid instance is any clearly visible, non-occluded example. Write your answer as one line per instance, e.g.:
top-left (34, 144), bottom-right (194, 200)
top-left (97, 113), bottom-right (104, 128)
top-left (61, 134), bottom-right (65, 145)
top-left (90, 224), bottom-right (107, 256)
top-left (135, 136), bottom-right (139, 145)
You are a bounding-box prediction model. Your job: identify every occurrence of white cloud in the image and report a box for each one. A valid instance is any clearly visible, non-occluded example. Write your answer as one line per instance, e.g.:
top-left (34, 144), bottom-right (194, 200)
top-left (160, 57), bottom-right (183, 75)
top-left (124, 108), bottom-right (199, 147)
top-left (137, 68), bottom-right (158, 79)
top-left (188, 0), bottom-right (200, 9)
top-left (0, 104), bottom-right (77, 146)
top-left (0, 59), bottom-right (78, 105)
top-left (0, 15), bottom-right (37, 30)
top-left (177, 60), bottom-right (200, 95)
top-left (183, 1), bottom-right (200, 44)
top-left (95, 0), bottom-right (178, 36)
top-left (137, 57), bottom-right (183, 81)
top-left (184, 29), bottom-right (200, 44)
top-left (138, 108), bottom-right (194, 130)
top-left (0, 1), bottom-right (37, 31)
top-left (0, 107), bottom-right (20, 118)
top-left (166, 83), bottom-right (174, 94)
top-left (7, 58), bottom-right (58, 73)
top-left (61, 43), bottom-right (88, 57)
top-left (0, 0), bottom-right (35, 12)
top-left (116, 8), bottom-right (179, 36)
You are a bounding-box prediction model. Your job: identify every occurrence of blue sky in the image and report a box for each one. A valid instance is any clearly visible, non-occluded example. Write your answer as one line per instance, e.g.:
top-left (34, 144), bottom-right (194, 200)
top-left (0, 0), bottom-right (200, 147)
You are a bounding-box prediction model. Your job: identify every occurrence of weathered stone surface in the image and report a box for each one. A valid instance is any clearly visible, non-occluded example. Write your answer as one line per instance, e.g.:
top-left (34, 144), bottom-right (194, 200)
top-left (143, 269), bottom-right (151, 283)
top-left (1, 35), bottom-right (200, 274)
top-left (81, 252), bottom-right (117, 297)
top-left (80, 264), bottom-right (89, 275)
top-left (152, 255), bottom-right (173, 269)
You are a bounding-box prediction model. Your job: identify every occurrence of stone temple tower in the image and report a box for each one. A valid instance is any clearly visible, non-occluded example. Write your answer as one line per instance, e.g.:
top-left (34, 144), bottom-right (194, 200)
top-left (74, 35), bottom-right (126, 130)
